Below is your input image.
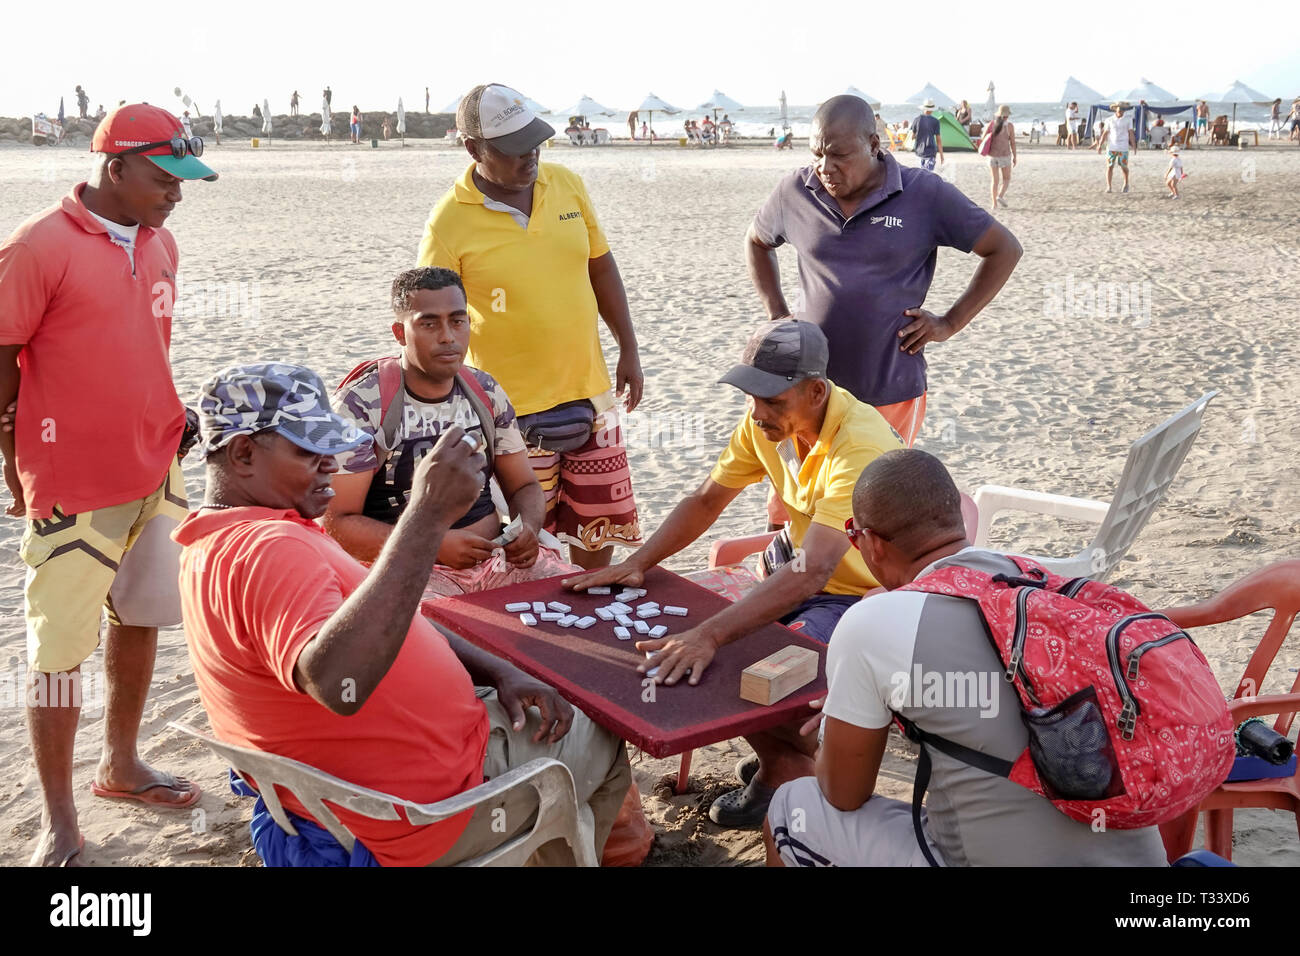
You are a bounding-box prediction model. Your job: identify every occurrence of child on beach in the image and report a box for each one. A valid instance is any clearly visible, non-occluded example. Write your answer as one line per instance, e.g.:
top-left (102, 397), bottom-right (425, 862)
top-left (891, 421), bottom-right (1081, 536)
top-left (1165, 145), bottom-right (1186, 199)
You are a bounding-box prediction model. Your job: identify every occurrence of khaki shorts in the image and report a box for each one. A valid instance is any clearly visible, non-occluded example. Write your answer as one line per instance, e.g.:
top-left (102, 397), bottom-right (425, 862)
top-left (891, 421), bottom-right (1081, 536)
top-left (22, 458), bottom-right (188, 672)
top-left (988, 155), bottom-right (1012, 169)
top-left (433, 687), bottom-right (631, 866)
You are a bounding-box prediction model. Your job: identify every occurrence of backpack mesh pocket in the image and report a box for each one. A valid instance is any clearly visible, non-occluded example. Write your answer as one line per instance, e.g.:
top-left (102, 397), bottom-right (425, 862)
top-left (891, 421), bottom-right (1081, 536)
top-left (1022, 686), bottom-right (1124, 800)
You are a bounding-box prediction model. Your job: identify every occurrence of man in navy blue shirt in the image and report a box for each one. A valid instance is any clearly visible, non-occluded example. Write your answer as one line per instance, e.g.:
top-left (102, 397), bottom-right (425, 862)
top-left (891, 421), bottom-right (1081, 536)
top-left (912, 100), bottom-right (944, 171)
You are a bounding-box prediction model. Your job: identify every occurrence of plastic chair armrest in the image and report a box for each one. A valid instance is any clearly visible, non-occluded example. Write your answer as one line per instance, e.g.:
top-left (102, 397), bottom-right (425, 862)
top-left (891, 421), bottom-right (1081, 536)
top-left (972, 485), bottom-right (1110, 547)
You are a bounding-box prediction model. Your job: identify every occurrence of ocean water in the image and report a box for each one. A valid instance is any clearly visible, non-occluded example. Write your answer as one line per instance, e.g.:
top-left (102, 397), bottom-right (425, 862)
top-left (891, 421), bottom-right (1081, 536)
top-left (604, 101), bottom-right (1284, 139)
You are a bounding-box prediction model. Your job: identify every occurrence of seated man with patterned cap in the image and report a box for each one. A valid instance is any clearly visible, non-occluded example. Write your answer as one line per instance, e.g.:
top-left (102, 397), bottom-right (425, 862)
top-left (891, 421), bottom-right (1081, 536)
top-left (565, 321), bottom-right (902, 828)
top-left (175, 363), bottom-right (630, 866)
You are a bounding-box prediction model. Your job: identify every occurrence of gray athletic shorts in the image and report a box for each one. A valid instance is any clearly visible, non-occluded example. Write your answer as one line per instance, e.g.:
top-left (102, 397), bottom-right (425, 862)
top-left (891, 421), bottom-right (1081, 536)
top-left (767, 776), bottom-right (946, 866)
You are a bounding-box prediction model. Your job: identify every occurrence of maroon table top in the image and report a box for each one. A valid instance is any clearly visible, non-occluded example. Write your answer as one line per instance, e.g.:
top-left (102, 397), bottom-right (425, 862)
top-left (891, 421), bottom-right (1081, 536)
top-left (424, 566), bottom-right (827, 758)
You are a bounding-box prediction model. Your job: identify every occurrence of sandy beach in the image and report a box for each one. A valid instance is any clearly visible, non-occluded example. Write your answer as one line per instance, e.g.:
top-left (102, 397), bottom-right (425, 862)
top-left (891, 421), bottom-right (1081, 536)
top-left (1, 136), bottom-right (1297, 867)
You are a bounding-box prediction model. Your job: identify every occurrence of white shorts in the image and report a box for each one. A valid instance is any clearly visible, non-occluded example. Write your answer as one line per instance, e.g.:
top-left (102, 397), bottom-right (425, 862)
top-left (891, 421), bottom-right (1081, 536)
top-left (767, 776), bottom-right (946, 867)
top-left (989, 155), bottom-right (1012, 169)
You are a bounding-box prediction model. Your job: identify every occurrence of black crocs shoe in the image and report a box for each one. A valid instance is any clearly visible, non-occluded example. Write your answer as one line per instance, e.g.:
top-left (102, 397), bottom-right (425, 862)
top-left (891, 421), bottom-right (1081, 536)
top-left (734, 754), bottom-right (760, 786)
top-left (708, 778), bottom-right (776, 829)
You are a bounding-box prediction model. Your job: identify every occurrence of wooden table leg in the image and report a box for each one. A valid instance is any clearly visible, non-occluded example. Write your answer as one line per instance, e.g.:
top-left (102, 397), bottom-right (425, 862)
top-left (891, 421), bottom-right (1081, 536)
top-left (675, 750), bottom-right (693, 794)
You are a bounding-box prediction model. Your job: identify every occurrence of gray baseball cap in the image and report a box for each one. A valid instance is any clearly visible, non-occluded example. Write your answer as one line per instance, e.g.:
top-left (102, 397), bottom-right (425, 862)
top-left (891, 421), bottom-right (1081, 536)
top-left (458, 84), bottom-right (555, 156)
top-left (719, 320), bottom-right (830, 398)
top-left (196, 363), bottom-right (371, 458)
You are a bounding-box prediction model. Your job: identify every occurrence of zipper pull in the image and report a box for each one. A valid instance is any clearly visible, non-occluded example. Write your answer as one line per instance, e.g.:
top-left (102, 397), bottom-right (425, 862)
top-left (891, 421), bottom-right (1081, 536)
top-left (1005, 647), bottom-right (1021, 682)
top-left (1127, 655), bottom-right (1140, 680)
top-left (1117, 702), bottom-right (1137, 741)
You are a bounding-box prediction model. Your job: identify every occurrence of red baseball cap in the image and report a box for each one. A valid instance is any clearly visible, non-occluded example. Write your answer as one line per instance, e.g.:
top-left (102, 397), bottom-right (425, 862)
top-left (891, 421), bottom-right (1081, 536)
top-left (91, 103), bottom-right (218, 181)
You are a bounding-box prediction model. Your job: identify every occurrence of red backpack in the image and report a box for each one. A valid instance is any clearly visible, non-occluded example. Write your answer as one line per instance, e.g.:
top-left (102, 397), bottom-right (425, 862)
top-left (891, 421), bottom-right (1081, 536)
top-left (897, 555), bottom-right (1234, 864)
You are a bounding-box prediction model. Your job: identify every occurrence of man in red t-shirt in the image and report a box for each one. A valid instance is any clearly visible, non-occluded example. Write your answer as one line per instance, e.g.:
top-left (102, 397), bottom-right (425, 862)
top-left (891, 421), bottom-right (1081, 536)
top-left (178, 364), bottom-right (629, 865)
top-left (0, 104), bottom-right (217, 866)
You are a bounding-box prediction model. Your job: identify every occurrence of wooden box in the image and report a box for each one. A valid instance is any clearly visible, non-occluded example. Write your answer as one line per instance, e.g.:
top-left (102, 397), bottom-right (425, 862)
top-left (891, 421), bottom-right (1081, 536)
top-left (740, 645), bottom-right (820, 706)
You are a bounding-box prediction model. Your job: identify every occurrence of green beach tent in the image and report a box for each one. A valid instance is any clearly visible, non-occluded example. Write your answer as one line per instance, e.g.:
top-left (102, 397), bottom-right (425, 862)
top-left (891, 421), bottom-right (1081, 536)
top-left (933, 109), bottom-right (975, 150)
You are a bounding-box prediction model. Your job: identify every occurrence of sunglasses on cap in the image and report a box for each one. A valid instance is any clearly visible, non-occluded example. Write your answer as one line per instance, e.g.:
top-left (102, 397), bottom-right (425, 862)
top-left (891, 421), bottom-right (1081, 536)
top-left (115, 136), bottom-right (205, 160)
top-left (844, 516), bottom-right (891, 545)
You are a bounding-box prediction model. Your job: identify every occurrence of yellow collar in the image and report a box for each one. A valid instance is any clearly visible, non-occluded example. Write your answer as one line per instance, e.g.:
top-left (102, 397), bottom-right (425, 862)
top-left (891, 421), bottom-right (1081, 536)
top-left (793, 386), bottom-right (849, 486)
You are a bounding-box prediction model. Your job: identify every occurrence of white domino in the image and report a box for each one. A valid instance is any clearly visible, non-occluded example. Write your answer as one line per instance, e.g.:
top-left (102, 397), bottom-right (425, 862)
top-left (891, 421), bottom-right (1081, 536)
top-left (548, 602), bottom-right (572, 614)
top-left (664, 605), bottom-right (688, 617)
top-left (634, 620), bottom-right (651, 635)
top-left (518, 613), bottom-right (537, 626)
top-left (608, 602), bottom-right (632, 614)
top-left (649, 625), bottom-right (668, 639)
top-left (615, 613), bottom-right (634, 627)
top-left (614, 626), bottom-right (631, 640)
top-left (557, 614), bottom-right (578, 628)
top-left (532, 602), bottom-right (546, 615)
top-left (505, 601), bottom-right (531, 613)
top-left (636, 607), bottom-right (661, 619)
top-left (594, 607), bottom-right (615, 621)
top-left (587, 586), bottom-right (611, 595)
top-left (636, 601), bottom-right (659, 611)
top-left (539, 612), bottom-right (564, 622)
top-left (575, 616), bottom-right (597, 629)
top-left (615, 590), bottom-right (638, 603)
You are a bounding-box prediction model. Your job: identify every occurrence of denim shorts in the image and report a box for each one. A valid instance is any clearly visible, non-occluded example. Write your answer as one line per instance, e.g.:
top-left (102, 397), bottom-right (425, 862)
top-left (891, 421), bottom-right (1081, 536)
top-left (780, 593), bottom-right (861, 644)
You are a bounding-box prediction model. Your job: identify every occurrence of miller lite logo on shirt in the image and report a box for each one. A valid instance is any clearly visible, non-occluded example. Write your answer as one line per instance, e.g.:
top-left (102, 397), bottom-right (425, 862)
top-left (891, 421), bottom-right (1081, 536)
top-left (870, 215), bottom-right (903, 229)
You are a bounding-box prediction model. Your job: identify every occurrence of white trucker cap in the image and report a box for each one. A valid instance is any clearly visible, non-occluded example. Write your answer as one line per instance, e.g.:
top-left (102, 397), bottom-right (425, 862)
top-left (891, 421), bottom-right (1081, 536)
top-left (457, 84), bottom-right (555, 155)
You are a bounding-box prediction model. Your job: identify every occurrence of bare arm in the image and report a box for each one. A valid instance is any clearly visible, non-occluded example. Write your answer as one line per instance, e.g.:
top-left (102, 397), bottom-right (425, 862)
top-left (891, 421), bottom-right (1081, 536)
top-left (816, 718), bottom-right (891, 810)
top-left (0, 345), bottom-right (23, 516)
top-left (588, 252), bottom-right (643, 412)
top-left (745, 224), bottom-right (791, 320)
top-left (319, 469), bottom-right (390, 563)
top-left (897, 221), bottom-right (1023, 354)
top-left (293, 428), bottom-right (484, 715)
top-left (494, 448), bottom-right (545, 568)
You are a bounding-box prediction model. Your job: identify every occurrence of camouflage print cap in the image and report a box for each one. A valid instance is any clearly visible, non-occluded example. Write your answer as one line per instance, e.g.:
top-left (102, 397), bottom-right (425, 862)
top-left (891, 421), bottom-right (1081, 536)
top-left (196, 363), bottom-right (371, 458)
top-left (719, 320), bottom-right (830, 398)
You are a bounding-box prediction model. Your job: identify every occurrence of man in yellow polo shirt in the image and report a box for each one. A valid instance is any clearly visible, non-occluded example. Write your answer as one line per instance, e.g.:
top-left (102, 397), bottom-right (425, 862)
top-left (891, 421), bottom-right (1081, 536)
top-left (416, 84), bottom-right (643, 571)
top-left (565, 321), bottom-right (903, 827)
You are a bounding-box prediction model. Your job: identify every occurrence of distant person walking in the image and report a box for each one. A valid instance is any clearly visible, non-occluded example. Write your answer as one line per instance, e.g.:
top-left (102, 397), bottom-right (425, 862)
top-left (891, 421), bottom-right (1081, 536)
top-left (350, 106), bottom-right (362, 144)
top-left (1065, 101), bottom-right (1080, 148)
top-left (252, 103), bottom-right (263, 122)
top-left (1096, 101), bottom-right (1135, 193)
top-left (1269, 98), bottom-right (1283, 139)
top-left (0, 103), bottom-right (217, 866)
top-left (75, 85), bottom-right (89, 119)
top-left (290, 90), bottom-right (300, 116)
top-left (911, 99), bottom-right (944, 172)
top-left (1195, 99), bottom-right (1209, 138)
top-left (627, 110), bottom-right (638, 140)
top-left (982, 105), bottom-right (1016, 207)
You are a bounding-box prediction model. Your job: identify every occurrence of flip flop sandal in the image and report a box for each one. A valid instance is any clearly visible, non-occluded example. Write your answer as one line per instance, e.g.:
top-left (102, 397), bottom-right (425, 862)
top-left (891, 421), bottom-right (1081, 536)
top-left (60, 836), bottom-right (85, 867)
top-left (734, 754), bottom-right (760, 786)
top-left (91, 772), bottom-right (202, 809)
top-left (708, 778), bottom-right (776, 829)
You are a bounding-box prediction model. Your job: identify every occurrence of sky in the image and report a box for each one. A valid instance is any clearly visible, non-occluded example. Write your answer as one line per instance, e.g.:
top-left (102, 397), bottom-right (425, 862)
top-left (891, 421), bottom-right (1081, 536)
top-left (4, 0), bottom-right (1298, 118)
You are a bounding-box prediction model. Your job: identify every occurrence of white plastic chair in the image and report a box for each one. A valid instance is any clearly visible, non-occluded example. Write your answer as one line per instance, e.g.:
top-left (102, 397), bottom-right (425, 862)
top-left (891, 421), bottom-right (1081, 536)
top-left (170, 722), bottom-right (597, 866)
top-left (972, 391), bottom-right (1216, 580)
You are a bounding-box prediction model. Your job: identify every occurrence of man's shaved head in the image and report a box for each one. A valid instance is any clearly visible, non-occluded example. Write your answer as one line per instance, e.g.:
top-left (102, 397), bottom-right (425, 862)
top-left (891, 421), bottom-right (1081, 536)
top-left (813, 95), bottom-right (877, 141)
top-left (852, 449), bottom-right (964, 555)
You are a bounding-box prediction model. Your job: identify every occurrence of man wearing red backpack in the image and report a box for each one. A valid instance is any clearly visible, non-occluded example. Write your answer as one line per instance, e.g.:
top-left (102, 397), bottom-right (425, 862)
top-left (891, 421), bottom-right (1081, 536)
top-left (324, 267), bottom-right (577, 600)
top-left (765, 449), bottom-right (1171, 866)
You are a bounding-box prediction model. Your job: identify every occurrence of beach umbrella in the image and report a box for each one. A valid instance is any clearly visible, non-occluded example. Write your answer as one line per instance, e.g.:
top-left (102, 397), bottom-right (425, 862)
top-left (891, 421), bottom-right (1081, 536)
top-left (843, 86), bottom-right (882, 107)
top-left (1060, 76), bottom-right (1104, 105)
top-left (635, 93), bottom-right (680, 144)
top-left (440, 92), bottom-right (465, 114)
top-left (1211, 80), bottom-right (1272, 132)
top-left (698, 89), bottom-right (744, 121)
top-left (397, 96), bottom-right (406, 146)
top-left (905, 83), bottom-right (956, 110)
top-left (983, 81), bottom-right (997, 123)
top-left (563, 95), bottom-right (618, 118)
top-left (213, 100), bottom-right (223, 136)
top-left (522, 96), bottom-right (551, 115)
top-left (1117, 78), bottom-right (1178, 103)
top-left (319, 96), bottom-right (332, 138)
top-left (262, 98), bottom-right (272, 142)
top-left (58, 97), bottom-right (65, 128)
top-left (779, 90), bottom-right (789, 131)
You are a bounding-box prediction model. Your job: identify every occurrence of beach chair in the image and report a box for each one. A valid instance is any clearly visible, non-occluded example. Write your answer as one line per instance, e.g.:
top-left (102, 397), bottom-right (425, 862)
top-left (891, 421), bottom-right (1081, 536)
top-left (972, 391), bottom-right (1216, 581)
top-left (1210, 116), bottom-right (1230, 146)
top-left (566, 129), bottom-right (584, 146)
top-left (1148, 125), bottom-right (1171, 149)
top-left (1171, 125), bottom-right (1194, 148)
top-left (169, 721), bottom-right (598, 866)
top-left (1156, 560), bottom-right (1300, 862)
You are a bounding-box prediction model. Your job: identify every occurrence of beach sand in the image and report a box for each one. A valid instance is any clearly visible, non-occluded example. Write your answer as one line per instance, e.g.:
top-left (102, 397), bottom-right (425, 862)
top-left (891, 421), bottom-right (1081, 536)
top-left (1, 137), bottom-right (1297, 866)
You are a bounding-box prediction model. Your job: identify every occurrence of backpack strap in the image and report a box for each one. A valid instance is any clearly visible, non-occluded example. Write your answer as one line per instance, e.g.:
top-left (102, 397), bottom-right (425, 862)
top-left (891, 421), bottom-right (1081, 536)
top-left (895, 715), bottom-right (1016, 867)
top-left (456, 368), bottom-right (496, 470)
top-left (336, 357), bottom-right (404, 462)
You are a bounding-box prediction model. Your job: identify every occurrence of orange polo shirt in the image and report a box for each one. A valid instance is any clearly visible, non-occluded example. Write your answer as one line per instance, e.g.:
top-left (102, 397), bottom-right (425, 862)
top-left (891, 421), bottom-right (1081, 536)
top-left (175, 506), bottom-right (490, 867)
top-left (0, 184), bottom-right (185, 518)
